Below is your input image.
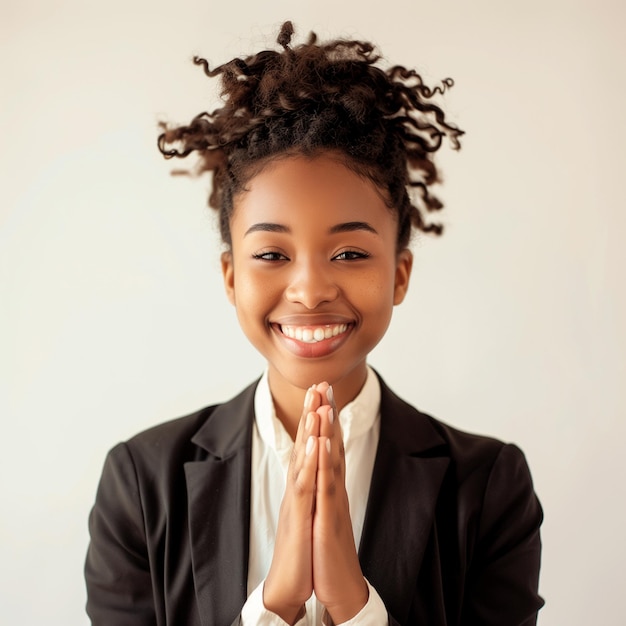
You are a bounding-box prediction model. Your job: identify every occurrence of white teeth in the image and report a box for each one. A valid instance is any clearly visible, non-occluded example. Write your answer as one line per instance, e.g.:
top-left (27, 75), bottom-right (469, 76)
top-left (281, 323), bottom-right (348, 343)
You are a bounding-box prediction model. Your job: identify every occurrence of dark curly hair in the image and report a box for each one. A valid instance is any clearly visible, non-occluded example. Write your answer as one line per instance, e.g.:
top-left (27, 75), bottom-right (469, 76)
top-left (158, 21), bottom-right (463, 249)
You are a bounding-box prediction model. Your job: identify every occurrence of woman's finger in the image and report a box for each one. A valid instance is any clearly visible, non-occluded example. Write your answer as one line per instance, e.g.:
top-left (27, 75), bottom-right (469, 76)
top-left (291, 386), bottom-right (321, 476)
top-left (316, 401), bottom-right (345, 483)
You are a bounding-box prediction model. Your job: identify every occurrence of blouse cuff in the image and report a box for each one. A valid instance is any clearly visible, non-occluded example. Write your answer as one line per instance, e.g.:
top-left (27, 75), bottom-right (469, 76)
top-left (240, 581), bottom-right (307, 626)
top-left (322, 578), bottom-right (387, 626)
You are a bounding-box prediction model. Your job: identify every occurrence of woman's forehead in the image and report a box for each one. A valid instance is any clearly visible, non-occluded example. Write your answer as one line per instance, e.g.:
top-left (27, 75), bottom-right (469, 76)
top-left (232, 153), bottom-right (394, 221)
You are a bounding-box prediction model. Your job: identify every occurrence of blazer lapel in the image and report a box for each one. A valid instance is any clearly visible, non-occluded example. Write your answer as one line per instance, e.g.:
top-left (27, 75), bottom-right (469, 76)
top-left (359, 377), bottom-right (450, 623)
top-left (184, 382), bottom-right (257, 626)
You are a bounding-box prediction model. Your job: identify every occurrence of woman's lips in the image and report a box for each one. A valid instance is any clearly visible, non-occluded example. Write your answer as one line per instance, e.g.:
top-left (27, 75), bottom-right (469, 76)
top-left (272, 322), bottom-right (352, 358)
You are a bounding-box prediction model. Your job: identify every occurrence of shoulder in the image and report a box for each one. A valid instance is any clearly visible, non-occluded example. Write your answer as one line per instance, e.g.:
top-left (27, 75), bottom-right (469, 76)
top-left (426, 414), bottom-right (528, 482)
top-left (377, 373), bottom-right (535, 489)
top-left (378, 376), bottom-right (542, 544)
top-left (106, 379), bottom-right (258, 478)
top-left (429, 415), bottom-right (539, 529)
top-left (123, 405), bottom-right (217, 458)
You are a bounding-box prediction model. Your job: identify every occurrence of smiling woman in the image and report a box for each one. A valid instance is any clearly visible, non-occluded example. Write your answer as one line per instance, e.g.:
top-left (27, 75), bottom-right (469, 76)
top-left (221, 153), bottom-right (412, 428)
top-left (85, 21), bottom-right (543, 626)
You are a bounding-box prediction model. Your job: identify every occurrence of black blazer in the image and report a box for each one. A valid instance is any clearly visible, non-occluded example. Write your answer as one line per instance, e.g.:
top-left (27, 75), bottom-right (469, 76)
top-left (85, 376), bottom-right (543, 625)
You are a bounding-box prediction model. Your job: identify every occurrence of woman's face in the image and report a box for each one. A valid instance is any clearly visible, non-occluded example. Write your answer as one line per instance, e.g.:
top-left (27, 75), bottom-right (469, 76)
top-left (221, 152), bottom-right (412, 399)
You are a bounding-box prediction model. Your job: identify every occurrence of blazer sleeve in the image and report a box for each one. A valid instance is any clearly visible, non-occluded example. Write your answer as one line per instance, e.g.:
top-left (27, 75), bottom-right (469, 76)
top-left (85, 443), bottom-right (157, 626)
top-left (461, 443), bottom-right (544, 626)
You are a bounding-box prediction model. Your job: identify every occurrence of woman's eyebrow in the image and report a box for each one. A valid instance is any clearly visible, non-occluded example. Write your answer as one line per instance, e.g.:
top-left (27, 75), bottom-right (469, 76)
top-left (329, 221), bottom-right (378, 235)
top-left (244, 221), bottom-right (378, 236)
top-left (244, 223), bottom-right (290, 236)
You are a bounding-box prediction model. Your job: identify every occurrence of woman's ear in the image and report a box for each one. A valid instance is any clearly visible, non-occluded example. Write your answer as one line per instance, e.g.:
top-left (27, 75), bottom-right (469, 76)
top-left (393, 248), bottom-right (413, 305)
top-left (221, 251), bottom-right (236, 306)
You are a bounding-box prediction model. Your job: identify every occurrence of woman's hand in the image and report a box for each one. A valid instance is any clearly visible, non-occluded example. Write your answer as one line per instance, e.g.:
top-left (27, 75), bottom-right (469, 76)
top-left (263, 385), bottom-right (322, 624)
top-left (311, 383), bottom-right (369, 624)
top-left (264, 382), bottom-right (368, 624)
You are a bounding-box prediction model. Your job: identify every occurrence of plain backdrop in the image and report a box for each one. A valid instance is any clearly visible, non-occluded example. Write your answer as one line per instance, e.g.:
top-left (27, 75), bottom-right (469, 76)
top-left (1, 1), bottom-right (625, 624)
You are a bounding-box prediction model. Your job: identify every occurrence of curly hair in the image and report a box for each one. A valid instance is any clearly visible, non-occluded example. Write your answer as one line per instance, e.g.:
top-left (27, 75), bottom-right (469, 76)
top-left (158, 21), bottom-right (463, 248)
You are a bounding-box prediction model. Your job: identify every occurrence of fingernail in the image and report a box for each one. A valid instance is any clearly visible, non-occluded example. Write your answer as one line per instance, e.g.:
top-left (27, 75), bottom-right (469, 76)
top-left (326, 385), bottom-right (334, 404)
top-left (325, 439), bottom-right (331, 455)
top-left (305, 412), bottom-right (313, 431)
top-left (306, 436), bottom-right (315, 456)
top-left (328, 408), bottom-right (334, 424)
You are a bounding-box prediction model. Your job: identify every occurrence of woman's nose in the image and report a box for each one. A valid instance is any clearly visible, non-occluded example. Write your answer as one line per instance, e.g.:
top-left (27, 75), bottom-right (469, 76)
top-left (284, 261), bottom-right (339, 309)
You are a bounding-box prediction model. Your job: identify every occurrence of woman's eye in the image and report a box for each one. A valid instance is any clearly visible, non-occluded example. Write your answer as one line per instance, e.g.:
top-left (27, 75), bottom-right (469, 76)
top-left (252, 251), bottom-right (288, 262)
top-left (333, 250), bottom-right (370, 261)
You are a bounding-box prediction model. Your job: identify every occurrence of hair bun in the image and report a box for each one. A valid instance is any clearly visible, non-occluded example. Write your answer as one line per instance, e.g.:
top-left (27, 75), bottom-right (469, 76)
top-left (277, 21), bottom-right (294, 49)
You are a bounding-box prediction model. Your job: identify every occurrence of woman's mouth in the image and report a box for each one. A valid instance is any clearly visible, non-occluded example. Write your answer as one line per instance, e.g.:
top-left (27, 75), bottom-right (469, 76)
top-left (272, 322), bottom-right (352, 358)
top-left (280, 323), bottom-right (348, 343)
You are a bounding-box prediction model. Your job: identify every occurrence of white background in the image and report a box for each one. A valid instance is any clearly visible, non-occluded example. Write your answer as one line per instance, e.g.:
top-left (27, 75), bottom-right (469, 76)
top-left (1, 1), bottom-right (624, 624)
